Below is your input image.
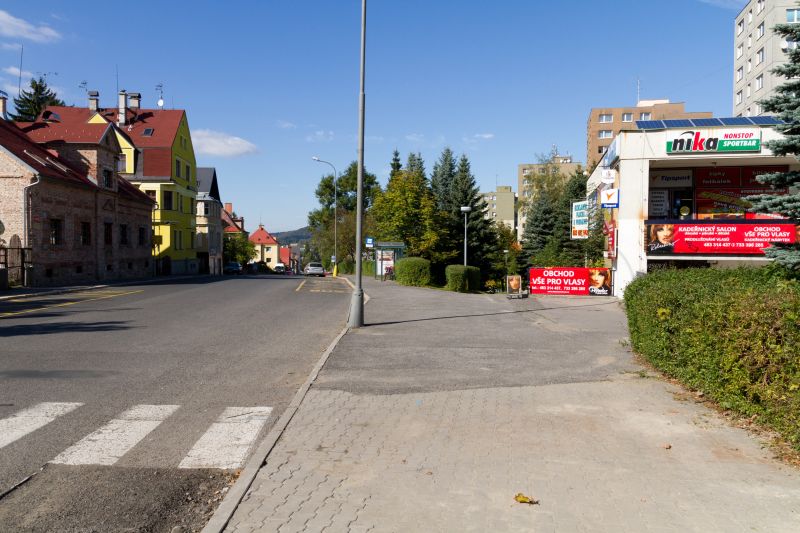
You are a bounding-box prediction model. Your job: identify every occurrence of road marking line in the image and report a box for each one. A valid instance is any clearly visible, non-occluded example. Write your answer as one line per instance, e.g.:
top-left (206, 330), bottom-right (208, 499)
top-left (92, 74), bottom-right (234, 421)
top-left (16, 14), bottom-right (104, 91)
top-left (179, 406), bottom-right (273, 470)
top-left (0, 290), bottom-right (144, 318)
top-left (294, 280), bottom-right (307, 292)
top-left (50, 404), bottom-right (179, 466)
top-left (0, 402), bottom-right (83, 450)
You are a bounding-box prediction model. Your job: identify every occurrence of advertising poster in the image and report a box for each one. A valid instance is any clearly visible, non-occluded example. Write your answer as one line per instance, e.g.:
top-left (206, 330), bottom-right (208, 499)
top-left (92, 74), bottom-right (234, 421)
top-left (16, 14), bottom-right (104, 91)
top-left (601, 188), bottom-right (619, 208)
top-left (377, 249), bottom-right (394, 275)
top-left (506, 275), bottom-right (522, 296)
top-left (646, 222), bottom-right (798, 255)
top-left (571, 201), bottom-right (589, 239)
top-left (529, 267), bottom-right (612, 296)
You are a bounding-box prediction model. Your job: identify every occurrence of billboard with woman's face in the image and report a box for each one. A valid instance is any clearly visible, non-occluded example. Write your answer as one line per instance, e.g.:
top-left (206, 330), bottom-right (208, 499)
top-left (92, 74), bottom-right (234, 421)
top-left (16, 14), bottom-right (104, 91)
top-left (646, 222), bottom-right (797, 255)
top-left (529, 267), bottom-right (612, 296)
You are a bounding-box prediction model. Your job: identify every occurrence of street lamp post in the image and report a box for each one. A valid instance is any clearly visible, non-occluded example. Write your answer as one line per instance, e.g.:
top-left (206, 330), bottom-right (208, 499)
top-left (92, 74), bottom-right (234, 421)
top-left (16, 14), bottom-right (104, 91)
top-left (460, 206), bottom-right (472, 266)
top-left (348, 0), bottom-right (367, 328)
top-left (312, 156), bottom-right (337, 276)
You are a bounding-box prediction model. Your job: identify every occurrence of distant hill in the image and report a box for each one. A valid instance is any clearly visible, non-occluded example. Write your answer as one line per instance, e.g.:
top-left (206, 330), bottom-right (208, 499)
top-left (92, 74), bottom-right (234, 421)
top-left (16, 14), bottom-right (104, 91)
top-left (273, 226), bottom-right (312, 244)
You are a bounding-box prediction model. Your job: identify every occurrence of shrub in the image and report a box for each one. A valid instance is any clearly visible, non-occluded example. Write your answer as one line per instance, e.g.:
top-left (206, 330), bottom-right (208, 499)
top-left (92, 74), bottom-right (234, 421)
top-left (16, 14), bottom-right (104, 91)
top-left (394, 257), bottom-right (431, 286)
top-left (624, 267), bottom-right (800, 449)
top-left (339, 259), bottom-right (354, 274)
top-left (445, 265), bottom-right (468, 292)
top-left (445, 264), bottom-right (481, 292)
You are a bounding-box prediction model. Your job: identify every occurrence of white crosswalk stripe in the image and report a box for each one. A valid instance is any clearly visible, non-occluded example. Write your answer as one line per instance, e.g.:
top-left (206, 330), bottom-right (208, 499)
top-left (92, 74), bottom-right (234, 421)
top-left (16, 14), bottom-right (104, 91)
top-left (0, 402), bottom-right (83, 450)
top-left (179, 406), bottom-right (273, 470)
top-left (50, 404), bottom-right (180, 466)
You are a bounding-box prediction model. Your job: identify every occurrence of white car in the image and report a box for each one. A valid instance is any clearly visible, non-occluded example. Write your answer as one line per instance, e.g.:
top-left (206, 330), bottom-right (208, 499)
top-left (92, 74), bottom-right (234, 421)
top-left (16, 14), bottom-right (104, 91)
top-left (303, 262), bottom-right (325, 277)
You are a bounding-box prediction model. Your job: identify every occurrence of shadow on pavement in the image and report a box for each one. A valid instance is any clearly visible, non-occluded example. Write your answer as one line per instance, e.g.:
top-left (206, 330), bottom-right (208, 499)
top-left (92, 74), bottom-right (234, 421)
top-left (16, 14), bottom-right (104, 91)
top-left (0, 320), bottom-right (133, 337)
top-left (0, 369), bottom-right (119, 379)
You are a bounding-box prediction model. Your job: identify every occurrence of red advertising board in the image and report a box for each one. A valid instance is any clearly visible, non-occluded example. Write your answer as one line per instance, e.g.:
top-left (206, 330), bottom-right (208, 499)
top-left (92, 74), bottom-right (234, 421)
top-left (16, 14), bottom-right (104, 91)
top-left (529, 267), bottom-right (612, 296)
top-left (646, 222), bottom-right (798, 255)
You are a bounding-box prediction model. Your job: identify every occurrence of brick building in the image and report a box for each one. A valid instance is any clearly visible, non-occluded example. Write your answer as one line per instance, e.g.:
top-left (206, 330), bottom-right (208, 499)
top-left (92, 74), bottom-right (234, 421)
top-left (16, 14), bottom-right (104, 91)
top-left (0, 97), bottom-right (154, 286)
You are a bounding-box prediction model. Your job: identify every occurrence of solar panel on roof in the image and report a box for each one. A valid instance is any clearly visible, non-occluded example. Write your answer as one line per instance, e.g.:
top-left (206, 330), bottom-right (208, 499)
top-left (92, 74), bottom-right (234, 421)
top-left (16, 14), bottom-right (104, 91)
top-left (636, 120), bottom-right (665, 130)
top-left (719, 117), bottom-right (754, 126)
top-left (691, 118), bottom-right (723, 127)
top-left (749, 116), bottom-right (783, 125)
top-left (662, 119), bottom-right (693, 128)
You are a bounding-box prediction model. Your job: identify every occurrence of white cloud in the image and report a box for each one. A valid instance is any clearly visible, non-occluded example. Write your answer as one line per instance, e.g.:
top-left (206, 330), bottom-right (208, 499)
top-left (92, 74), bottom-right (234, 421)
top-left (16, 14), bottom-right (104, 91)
top-left (275, 119), bottom-right (296, 129)
top-left (305, 130), bottom-right (334, 142)
top-left (473, 133), bottom-right (494, 140)
top-left (192, 129), bottom-right (259, 157)
top-left (0, 10), bottom-right (61, 43)
top-left (697, 0), bottom-right (747, 9)
top-left (1, 42), bottom-right (21, 50)
top-left (2, 82), bottom-right (19, 95)
top-left (462, 133), bottom-right (495, 146)
top-left (405, 133), bottom-right (425, 142)
top-left (3, 66), bottom-right (32, 78)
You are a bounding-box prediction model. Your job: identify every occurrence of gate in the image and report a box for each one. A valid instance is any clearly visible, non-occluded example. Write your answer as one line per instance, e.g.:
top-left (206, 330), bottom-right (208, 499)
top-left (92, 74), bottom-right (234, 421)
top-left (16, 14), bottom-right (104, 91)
top-left (1, 235), bottom-right (33, 287)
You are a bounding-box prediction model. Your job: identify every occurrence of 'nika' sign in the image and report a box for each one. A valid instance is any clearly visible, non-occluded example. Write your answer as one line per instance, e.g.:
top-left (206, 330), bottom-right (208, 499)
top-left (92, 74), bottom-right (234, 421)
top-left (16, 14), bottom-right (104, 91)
top-left (666, 130), bottom-right (761, 154)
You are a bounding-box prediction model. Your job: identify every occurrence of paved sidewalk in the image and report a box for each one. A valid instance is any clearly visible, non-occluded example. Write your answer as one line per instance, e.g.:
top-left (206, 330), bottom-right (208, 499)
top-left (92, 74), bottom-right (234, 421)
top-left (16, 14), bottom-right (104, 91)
top-left (226, 278), bottom-right (800, 532)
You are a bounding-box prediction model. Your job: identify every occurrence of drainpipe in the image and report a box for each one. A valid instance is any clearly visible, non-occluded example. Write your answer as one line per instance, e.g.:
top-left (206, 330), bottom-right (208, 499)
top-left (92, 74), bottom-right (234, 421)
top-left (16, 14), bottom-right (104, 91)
top-left (22, 175), bottom-right (41, 248)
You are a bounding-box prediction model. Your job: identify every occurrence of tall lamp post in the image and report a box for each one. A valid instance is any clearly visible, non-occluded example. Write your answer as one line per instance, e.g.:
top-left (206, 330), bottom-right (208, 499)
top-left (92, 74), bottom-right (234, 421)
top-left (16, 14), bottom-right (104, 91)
top-left (312, 156), bottom-right (337, 276)
top-left (349, 0), bottom-right (367, 328)
top-left (461, 206), bottom-right (471, 266)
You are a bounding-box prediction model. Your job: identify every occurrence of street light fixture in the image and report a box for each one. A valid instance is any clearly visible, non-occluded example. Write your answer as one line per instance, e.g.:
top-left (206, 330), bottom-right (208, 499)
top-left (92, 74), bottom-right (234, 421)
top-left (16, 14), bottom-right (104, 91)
top-left (312, 156), bottom-right (338, 276)
top-left (461, 206), bottom-right (472, 266)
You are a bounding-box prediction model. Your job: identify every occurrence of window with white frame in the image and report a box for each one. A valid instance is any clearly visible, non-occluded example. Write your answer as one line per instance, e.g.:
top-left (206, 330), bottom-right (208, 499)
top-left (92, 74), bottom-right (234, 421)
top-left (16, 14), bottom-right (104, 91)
top-left (745, 107), bottom-right (751, 117)
top-left (598, 113), bottom-right (613, 123)
top-left (622, 112), bottom-right (633, 122)
top-left (757, 47), bottom-right (765, 64)
top-left (747, 83), bottom-right (752, 97)
top-left (736, 90), bottom-right (743, 104)
top-left (747, 58), bottom-right (752, 72)
top-left (639, 112), bottom-right (652, 120)
top-left (737, 66), bottom-right (743, 81)
top-left (788, 8), bottom-right (800, 23)
top-left (748, 34), bottom-right (752, 47)
top-left (758, 22), bottom-right (765, 38)
top-left (598, 130), bottom-right (613, 139)
top-left (757, 0), bottom-right (764, 14)
top-left (737, 44), bottom-right (743, 58)
top-left (737, 19), bottom-right (744, 35)
top-left (756, 74), bottom-right (763, 90)
top-left (748, 10), bottom-right (752, 23)
top-left (754, 103), bottom-right (761, 115)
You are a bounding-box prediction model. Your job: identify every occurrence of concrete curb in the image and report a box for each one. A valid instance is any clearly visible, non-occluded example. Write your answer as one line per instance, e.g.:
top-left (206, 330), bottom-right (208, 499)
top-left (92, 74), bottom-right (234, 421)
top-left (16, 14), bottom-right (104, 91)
top-left (202, 277), bottom-right (368, 533)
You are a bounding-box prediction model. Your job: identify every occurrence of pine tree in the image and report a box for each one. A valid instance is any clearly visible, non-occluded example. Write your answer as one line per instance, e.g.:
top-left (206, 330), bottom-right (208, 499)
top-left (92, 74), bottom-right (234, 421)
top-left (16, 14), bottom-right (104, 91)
top-left (751, 21), bottom-right (800, 269)
top-left (390, 149), bottom-right (402, 180)
top-left (519, 190), bottom-right (556, 269)
top-left (430, 148), bottom-right (456, 211)
top-left (550, 169), bottom-right (588, 265)
top-left (11, 77), bottom-right (64, 122)
top-left (406, 152), bottom-right (426, 179)
top-left (448, 154), bottom-right (497, 272)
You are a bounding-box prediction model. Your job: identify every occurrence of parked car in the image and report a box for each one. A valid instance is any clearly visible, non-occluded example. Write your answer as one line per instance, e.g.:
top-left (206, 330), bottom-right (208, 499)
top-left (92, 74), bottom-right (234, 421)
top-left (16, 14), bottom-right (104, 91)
top-left (273, 264), bottom-right (286, 274)
top-left (303, 262), bottom-right (325, 277)
top-left (223, 262), bottom-right (243, 275)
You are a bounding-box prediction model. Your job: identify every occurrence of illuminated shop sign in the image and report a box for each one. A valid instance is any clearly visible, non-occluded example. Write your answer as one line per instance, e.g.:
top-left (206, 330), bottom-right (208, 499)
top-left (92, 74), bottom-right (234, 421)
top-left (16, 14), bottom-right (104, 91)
top-left (645, 222), bottom-right (797, 256)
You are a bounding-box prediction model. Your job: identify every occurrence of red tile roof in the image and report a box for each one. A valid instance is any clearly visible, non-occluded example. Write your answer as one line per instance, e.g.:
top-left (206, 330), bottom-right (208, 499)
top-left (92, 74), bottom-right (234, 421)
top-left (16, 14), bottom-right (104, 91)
top-left (222, 208), bottom-right (244, 234)
top-left (280, 247), bottom-right (291, 265)
top-left (96, 107), bottom-right (184, 148)
top-left (0, 119), bottom-right (94, 188)
top-left (17, 107), bottom-right (113, 144)
top-left (249, 225), bottom-right (279, 245)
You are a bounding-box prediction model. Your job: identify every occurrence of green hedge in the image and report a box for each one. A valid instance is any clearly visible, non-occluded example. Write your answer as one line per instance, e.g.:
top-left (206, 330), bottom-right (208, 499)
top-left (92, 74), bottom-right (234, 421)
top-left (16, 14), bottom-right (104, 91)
top-left (624, 267), bottom-right (800, 449)
top-left (337, 260), bottom-right (375, 276)
top-left (445, 265), bottom-right (481, 292)
top-left (394, 257), bottom-right (431, 286)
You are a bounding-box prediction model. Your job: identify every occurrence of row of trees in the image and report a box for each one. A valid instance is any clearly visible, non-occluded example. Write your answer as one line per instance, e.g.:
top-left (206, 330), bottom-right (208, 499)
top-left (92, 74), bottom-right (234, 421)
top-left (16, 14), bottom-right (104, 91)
top-left (306, 147), bottom-right (607, 285)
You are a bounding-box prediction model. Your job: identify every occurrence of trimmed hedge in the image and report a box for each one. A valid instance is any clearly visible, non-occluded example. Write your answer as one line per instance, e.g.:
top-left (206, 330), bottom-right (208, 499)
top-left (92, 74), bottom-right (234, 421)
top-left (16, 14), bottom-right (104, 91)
top-left (624, 267), bottom-right (800, 449)
top-left (338, 260), bottom-right (376, 276)
top-left (445, 265), bottom-right (481, 292)
top-left (394, 257), bottom-right (431, 286)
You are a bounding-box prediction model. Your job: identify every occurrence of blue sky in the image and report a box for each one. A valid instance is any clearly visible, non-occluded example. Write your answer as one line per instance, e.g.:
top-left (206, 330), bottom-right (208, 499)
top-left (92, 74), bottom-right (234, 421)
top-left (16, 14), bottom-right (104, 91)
top-left (1, 0), bottom-right (747, 232)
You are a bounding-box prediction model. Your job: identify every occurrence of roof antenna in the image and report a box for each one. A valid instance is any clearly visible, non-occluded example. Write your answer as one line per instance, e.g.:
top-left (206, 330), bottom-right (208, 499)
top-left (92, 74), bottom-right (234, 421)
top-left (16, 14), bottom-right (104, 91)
top-left (155, 83), bottom-right (164, 109)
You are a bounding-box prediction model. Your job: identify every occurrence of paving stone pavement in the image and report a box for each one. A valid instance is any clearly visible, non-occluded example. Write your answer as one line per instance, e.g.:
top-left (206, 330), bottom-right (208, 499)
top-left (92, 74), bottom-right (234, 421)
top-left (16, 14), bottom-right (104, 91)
top-left (225, 279), bottom-right (800, 532)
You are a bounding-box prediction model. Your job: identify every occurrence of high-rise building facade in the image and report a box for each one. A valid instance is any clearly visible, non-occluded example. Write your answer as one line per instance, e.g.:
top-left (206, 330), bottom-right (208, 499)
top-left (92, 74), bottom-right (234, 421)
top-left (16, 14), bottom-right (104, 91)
top-left (733, 0), bottom-right (796, 117)
top-left (587, 100), bottom-right (712, 167)
top-left (481, 185), bottom-right (517, 231)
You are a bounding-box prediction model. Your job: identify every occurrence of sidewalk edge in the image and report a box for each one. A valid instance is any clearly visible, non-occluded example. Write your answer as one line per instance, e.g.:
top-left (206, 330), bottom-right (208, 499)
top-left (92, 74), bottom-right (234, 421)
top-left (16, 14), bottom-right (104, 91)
top-left (201, 324), bottom-right (349, 533)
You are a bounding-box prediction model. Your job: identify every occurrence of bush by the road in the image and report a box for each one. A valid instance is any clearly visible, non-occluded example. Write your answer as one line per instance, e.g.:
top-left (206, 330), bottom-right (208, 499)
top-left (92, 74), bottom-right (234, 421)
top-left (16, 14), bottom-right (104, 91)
top-left (624, 266), bottom-right (800, 449)
top-left (338, 260), bottom-right (375, 276)
top-left (394, 257), bottom-right (431, 286)
top-left (445, 265), bottom-right (481, 292)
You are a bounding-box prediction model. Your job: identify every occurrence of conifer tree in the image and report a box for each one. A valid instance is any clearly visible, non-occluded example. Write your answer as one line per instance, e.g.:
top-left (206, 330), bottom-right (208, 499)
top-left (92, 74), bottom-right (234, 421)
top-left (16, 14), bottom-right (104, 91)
top-left (430, 148), bottom-right (456, 211)
top-left (406, 152), bottom-right (426, 179)
top-left (390, 149), bottom-right (402, 180)
top-left (519, 190), bottom-right (556, 268)
top-left (752, 20), bottom-right (800, 269)
top-left (448, 154), bottom-right (496, 271)
top-left (11, 77), bottom-right (64, 122)
top-left (550, 169), bottom-right (588, 265)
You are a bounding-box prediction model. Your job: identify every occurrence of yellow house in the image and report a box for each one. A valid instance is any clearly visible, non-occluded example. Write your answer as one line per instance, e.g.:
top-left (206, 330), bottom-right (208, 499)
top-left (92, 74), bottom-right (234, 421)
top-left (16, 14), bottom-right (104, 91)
top-left (88, 90), bottom-right (199, 274)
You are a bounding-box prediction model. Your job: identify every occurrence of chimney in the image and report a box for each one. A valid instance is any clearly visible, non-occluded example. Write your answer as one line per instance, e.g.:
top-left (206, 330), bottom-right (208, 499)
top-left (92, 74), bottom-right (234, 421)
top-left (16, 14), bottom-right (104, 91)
top-left (225, 202), bottom-right (233, 213)
top-left (128, 92), bottom-right (141, 110)
top-left (88, 90), bottom-right (99, 112)
top-left (117, 90), bottom-right (127, 126)
top-left (0, 93), bottom-right (7, 120)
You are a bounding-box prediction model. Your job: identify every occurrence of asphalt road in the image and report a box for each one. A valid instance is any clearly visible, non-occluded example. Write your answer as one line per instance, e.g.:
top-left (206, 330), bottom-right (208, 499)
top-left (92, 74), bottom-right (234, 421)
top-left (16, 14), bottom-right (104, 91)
top-left (0, 274), bottom-right (351, 532)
